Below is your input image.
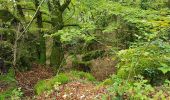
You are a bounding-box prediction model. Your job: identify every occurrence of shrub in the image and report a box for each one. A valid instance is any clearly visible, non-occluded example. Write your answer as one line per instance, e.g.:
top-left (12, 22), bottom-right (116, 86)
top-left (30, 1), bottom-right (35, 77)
top-left (0, 68), bottom-right (18, 100)
top-left (102, 75), bottom-right (170, 100)
top-left (10, 87), bottom-right (23, 100)
top-left (116, 40), bottom-right (170, 84)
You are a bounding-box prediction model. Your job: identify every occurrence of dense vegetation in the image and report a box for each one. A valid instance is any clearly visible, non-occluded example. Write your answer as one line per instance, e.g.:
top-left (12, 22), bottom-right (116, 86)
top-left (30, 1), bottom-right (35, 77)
top-left (0, 0), bottom-right (170, 99)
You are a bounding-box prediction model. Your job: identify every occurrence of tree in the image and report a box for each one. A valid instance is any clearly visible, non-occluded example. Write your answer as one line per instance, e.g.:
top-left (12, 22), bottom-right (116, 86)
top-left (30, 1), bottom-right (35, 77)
top-left (34, 0), bottom-right (46, 64)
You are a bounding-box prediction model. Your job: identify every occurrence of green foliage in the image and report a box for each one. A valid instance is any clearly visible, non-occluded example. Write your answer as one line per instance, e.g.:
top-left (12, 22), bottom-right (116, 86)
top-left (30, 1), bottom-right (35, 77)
top-left (100, 78), bottom-right (114, 86)
top-left (158, 63), bottom-right (170, 74)
top-left (101, 75), bottom-right (170, 100)
top-left (10, 87), bottom-right (23, 100)
top-left (0, 68), bottom-right (18, 100)
top-left (99, 2), bottom-right (170, 42)
top-left (0, 41), bottom-right (12, 61)
top-left (34, 73), bottom-right (69, 95)
top-left (116, 40), bottom-right (170, 82)
top-left (0, 68), bottom-right (16, 83)
top-left (0, 9), bottom-right (15, 22)
top-left (117, 40), bottom-right (170, 78)
top-left (0, 0), bottom-right (170, 98)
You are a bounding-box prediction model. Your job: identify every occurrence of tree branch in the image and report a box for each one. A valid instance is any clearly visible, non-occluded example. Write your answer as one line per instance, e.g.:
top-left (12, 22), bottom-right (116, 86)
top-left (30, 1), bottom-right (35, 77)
top-left (63, 24), bottom-right (81, 28)
top-left (15, 0), bottom-right (26, 21)
top-left (60, 0), bottom-right (71, 12)
top-left (21, 8), bottom-right (49, 16)
top-left (42, 20), bottom-right (52, 24)
top-left (17, 0), bottom-right (46, 41)
top-left (21, 8), bottom-right (36, 11)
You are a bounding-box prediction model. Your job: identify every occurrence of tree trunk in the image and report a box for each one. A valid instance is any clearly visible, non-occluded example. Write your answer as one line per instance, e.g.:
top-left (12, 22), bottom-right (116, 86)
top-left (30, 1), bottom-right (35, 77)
top-left (13, 23), bottom-right (21, 67)
top-left (168, 0), bottom-right (170, 8)
top-left (50, 6), bottom-right (64, 68)
top-left (46, 0), bottom-right (71, 68)
top-left (34, 0), bottom-right (46, 64)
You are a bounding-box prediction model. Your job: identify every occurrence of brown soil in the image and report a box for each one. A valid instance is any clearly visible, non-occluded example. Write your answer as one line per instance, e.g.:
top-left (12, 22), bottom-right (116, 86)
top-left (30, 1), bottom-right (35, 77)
top-left (64, 55), bottom-right (117, 81)
top-left (0, 81), bottom-right (10, 93)
top-left (36, 81), bottom-right (108, 100)
top-left (15, 64), bottom-right (55, 97)
top-left (91, 57), bottom-right (117, 81)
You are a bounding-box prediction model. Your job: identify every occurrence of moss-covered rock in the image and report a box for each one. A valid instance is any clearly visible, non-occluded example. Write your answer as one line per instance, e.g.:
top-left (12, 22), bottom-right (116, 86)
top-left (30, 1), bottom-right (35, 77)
top-left (34, 71), bottom-right (96, 95)
top-left (34, 73), bottom-right (69, 95)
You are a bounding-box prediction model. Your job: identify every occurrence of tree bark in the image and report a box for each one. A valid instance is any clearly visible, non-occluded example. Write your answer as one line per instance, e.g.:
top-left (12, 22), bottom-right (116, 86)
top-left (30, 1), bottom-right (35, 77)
top-left (46, 0), bottom-right (71, 68)
top-left (168, 0), bottom-right (170, 8)
top-left (34, 0), bottom-right (46, 64)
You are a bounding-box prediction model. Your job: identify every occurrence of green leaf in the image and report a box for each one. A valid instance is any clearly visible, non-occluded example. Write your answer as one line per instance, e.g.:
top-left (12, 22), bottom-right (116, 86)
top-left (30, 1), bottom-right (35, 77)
top-left (158, 63), bottom-right (170, 74)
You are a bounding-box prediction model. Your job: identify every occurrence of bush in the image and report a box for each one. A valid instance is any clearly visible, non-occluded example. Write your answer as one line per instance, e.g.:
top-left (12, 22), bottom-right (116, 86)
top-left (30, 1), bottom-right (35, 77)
top-left (10, 88), bottom-right (23, 100)
top-left (116, 40), bottom-right (170, 84)
top-left (102, 75), bottom-right (170, 100)
top-left (0, 68), bottom-right (18, 100)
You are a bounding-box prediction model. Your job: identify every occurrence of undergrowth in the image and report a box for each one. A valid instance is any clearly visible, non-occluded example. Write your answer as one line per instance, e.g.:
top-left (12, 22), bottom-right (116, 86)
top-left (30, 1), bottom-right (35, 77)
top-left (116, 40), bottom-right (170, 85)
top-left (101, 75), bottom-right (170, 100)
top-left (0, 68), bottom-right (22, 100)
top-left (34, 71), bottom-right (96, 95)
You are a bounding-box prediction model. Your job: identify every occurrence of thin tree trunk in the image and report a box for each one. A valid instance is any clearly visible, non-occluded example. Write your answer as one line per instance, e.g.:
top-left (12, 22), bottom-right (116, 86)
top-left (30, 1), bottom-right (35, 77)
top-left (13, 24), bottom-right (21, 67)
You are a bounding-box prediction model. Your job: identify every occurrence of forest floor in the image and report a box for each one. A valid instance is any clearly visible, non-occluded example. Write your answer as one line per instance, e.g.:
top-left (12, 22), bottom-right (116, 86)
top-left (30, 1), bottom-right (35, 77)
top-left (1, 64), bottom-right (170, 99)
top-left (14, 64), bottom-right (109, 100)
top-left (36, 81), bottom-right (108, 100)
top-left (15, 64), bottom-right (55, 97)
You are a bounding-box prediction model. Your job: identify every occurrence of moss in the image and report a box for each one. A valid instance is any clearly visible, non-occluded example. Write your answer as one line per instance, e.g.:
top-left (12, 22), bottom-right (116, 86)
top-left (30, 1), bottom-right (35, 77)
top-left (70, 71), bottom-right (96, 82)
top-left (104, 79), bottom-right (113, 85)
top-left (34, 73), bottom-right (69, 95)
top-left (34, 71), bottom-right (96, 95)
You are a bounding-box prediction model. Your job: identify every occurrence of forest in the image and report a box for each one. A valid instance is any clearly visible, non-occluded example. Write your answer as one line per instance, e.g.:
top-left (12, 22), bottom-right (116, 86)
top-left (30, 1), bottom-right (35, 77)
top-left (0, 0), bottom-right (170, 99)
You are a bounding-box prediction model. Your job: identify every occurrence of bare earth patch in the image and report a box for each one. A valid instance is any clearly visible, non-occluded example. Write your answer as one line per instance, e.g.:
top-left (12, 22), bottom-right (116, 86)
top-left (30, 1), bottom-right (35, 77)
top-left (15, 64), bottom-right (55, 97)
top-left (0, 81), bottom-right (11, 93)
top-left (36, 81), bottom-right (108, 100)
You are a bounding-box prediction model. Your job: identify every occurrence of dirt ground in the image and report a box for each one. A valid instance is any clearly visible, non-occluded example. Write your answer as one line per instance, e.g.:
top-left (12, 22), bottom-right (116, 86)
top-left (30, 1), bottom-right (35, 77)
top-left (36, 81), bottom-right (109, 100)
top-left (15, 64), bottom-right (55, 97)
